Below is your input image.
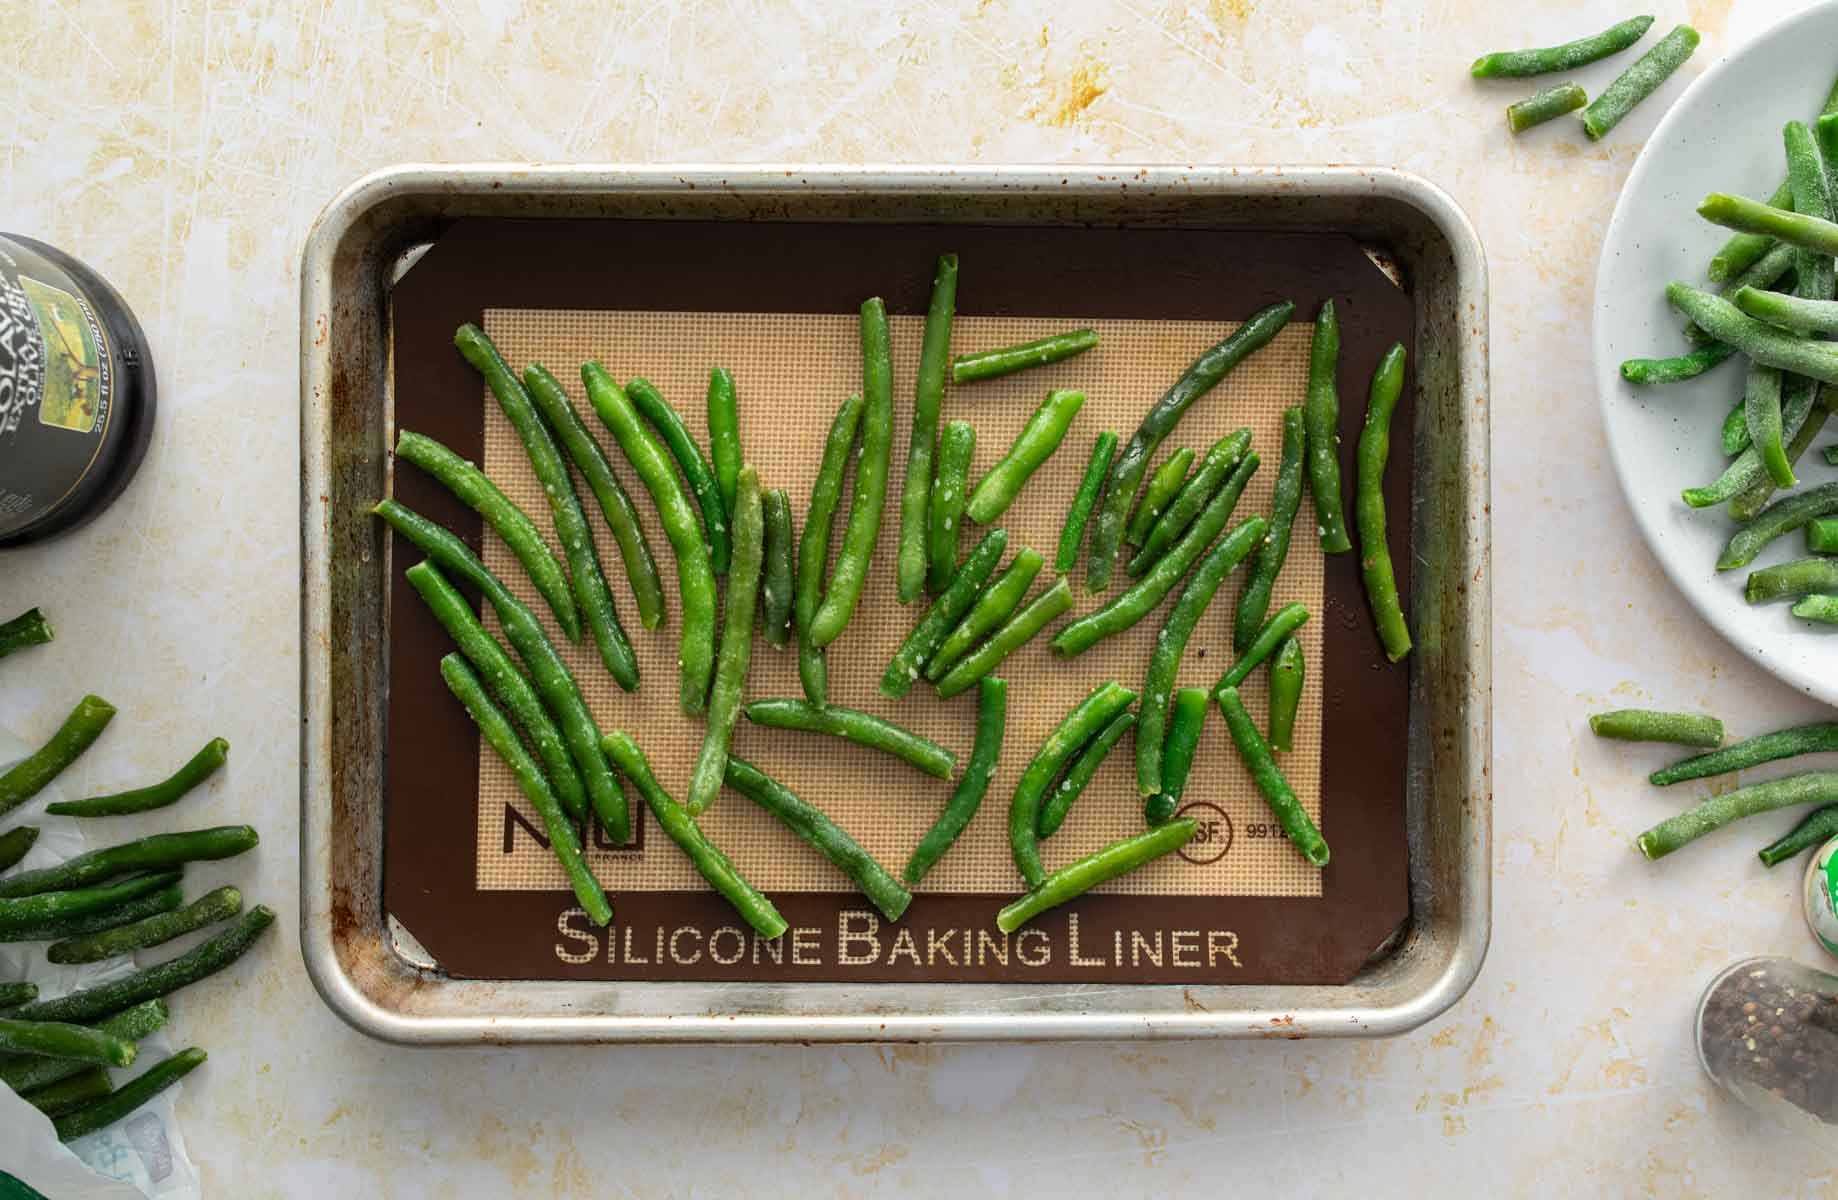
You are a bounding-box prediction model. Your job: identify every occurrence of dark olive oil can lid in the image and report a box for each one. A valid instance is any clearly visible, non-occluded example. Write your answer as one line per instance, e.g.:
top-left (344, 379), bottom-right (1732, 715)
top-left (0, 233), bottom-right (155, 548)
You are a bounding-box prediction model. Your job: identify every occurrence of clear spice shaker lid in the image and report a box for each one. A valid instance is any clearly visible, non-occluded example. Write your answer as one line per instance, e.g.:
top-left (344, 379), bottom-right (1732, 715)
top-left (1696, 956), bottom-right (1838, 1136)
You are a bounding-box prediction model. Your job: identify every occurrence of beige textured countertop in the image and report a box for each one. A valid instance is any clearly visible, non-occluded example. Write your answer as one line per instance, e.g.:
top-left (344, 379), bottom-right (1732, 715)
top-left (6, 0), bottom-right (1838, 1193)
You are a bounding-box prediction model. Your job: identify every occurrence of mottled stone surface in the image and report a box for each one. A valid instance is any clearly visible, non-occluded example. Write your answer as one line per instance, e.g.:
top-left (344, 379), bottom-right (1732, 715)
top-left (5, 0), bottom-right (1837, 1193)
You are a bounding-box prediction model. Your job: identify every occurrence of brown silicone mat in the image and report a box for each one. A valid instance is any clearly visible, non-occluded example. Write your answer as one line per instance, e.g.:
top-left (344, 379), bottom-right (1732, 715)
top-left (478, 307), bottom-right (1323, 898)
top-left (381, 217), bottom-right (1413, 985)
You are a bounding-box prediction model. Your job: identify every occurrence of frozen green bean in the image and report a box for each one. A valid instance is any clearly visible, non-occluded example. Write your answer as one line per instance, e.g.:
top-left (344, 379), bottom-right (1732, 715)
top-left (1470, 15), bottom-right (1654, 77)
top-left (54, 1047), bottom-right (207, 1143)
top-left (881, 529), bottom-right (1007, 699)
top-left (952, 330), bottom-right (1098, 385)
top-left (905, 677), bottom-right (1005, 886)
top-left (1620, 341), bottom-right (1737, 385)
top-left (926, 547), bottom-right (1043, 683)
top-left (1058, 431), bottom-right (1117, 574)
top-left (1807, 517), bottom-right (1838, 553)
top-left (744, 699), bottom-right (957, 779)
top-left (1589, 708), bottom-right (1723, 747)
top-left (707, 367), bottom-right (742, 519)
top-left (927, 420), bottom-right (977, 594)
top-left (1734, 287), bottom-right (1838, 335)
top-left (0, 695), bottom-right (115, 818)
top-left (966, 390), bottom-right (1086, 525)
top-left (522, 364), bottom-right (666, 630)
top-left (601, 732), bottom-right (786, 938)
top-left (1235, 407), bottom-right (1306, 649)
top-left (46, 738), bottom-right (228, 819)
top-left (799, 393), bottom-right (865, 703)
top-left (1750, 556), bottom-right (1838, 603)
top-left (1129, 430), bottom-right (1254, 576)
top-left (1792, 594), bottom-right (1838, 622)
top-left (1507, 83), bottom-right (1588, 133)
top-left (1743, 363), bottom-right (1793, 490)
top-left (1268, 636), bottom-right (1305, 753)
top-left (1125, 447), bottom-right (1194, 547)
top-left (625, 376), bottom-right (731, 575)
top-left (810, 298), bottom-right (894, 648)
top-left (996, 821), bottom-right (1197, 934)
top-left (1581, 24), bottom-right (1699, 141)
top-left (898, 254), bottom-right (958, 604)
top-left (0, 608), bottom-right (52, 661)
top-left (1652, 721), bottom-right (1838, 787)
top-left (1147, 686), bottom-right (1209, 825)
top-left (1638, 771), bottom-right (1838, 859)
top-left (1219, 603), bottom-right (1311, 692)
top-left (724, 757), bottom-right (910, 922)
top-left (1357, 344), bottom-right (1411, 662)
top-left (0, 827), bottom-right (253, 900)
top-left (1303, 300), bottom-right (1351, 555)
top-left (1759, 804), bottom-right (1838, 867)
top-left (393, 428), bottom-right (578, 641)
top-left (934, 577), bottom-right (1075, 700)
top-left (1718, 482), bottom-right (1838, 570)
top-left (686, 468), bottom-right (763, 818)
top-left (1217, 687), bottom-right (1329, 867)
top-left (760, 488), bottom-right (795, 648)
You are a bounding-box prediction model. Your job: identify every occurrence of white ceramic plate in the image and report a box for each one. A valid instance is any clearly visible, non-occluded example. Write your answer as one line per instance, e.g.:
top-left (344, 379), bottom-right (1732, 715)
top-left (1595, 1), bottom-right (1838, 702)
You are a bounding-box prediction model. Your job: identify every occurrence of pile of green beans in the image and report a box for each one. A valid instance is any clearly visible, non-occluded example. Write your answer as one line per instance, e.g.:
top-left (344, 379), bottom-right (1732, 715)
top-left (1009, 683), bottom-right (1137, 888)
top-left (1124, 447), bottom-right (1194, 547)
top-left (625, 376), bottom-right (731, 575)
top-left (523, 364), bottom-right (666, 630)
top-left (458, 326), bottom-right (639, 690)
top-left (1087, 302), bottom-right (1292, 590)
top-left (881, 529), bottom-right (1007, 699)
top-left (584, 366), bottom-right (716, 716)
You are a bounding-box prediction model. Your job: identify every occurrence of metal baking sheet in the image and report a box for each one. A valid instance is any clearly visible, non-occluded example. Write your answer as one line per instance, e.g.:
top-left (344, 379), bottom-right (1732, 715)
top-left (300, 165), bottom-right (1490, 1042)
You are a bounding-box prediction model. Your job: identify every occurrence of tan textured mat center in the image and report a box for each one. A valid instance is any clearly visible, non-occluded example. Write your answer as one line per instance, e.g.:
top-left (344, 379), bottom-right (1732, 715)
top-left (472, 307), bottom-right (1324, 900)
